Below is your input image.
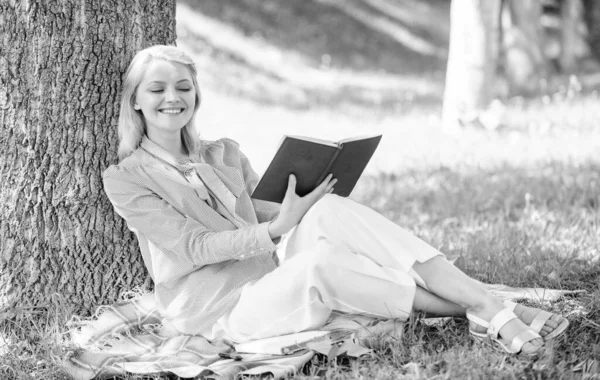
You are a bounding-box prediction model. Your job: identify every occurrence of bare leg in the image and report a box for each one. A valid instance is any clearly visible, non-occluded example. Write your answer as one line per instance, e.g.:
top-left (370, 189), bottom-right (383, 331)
top-left (413, 257), bottom-right (543, 353)
top-left (412, 286), bottom-right (465, 317)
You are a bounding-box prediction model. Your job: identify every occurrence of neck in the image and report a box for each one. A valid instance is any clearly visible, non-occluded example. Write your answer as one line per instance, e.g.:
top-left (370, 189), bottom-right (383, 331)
top-left (146, 129), bottom-right (188, 159)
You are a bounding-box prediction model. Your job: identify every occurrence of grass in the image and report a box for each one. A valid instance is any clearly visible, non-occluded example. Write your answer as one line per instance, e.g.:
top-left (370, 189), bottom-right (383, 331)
top-left (2, 94), bottom-right (599, 379)
top-left (3, 0), bottom-right (600, 378)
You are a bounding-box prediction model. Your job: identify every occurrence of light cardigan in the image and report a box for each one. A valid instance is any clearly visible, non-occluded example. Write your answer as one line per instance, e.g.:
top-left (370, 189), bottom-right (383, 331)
top-left (103, 136), bottom-right (280, 335)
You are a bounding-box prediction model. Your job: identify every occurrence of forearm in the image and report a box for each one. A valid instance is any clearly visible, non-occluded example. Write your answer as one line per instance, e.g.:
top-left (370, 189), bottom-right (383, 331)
top-left (267, 217), bottom-right (289, 239)
top-left (186, 222), bottom-right (278, 264)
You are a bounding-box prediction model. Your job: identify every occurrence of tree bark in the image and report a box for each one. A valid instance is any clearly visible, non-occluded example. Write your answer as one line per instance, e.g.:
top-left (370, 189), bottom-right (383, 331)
top-left (0, 0), bottom-right (176, 314)
top-left (442, 0), bottom-right (502, 130)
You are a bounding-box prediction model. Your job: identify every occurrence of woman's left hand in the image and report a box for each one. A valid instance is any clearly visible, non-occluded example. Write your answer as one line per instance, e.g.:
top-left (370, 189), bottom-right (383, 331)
top-left (268, 174), bottom-right (336, 238)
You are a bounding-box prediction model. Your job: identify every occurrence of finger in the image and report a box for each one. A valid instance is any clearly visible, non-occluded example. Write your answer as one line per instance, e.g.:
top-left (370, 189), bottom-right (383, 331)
top-left (317, 187), bottom-right (334, 202)
top-left (286, 174), bottom-right (297, 196)
top-left (325, 178), bottom-right (337, 193)
top-left (319, 174), bottom-right (334, 193)
top-left (317, 174), bottom-right (333, 191)
top-left (305, 178), bottom-right (328, 203)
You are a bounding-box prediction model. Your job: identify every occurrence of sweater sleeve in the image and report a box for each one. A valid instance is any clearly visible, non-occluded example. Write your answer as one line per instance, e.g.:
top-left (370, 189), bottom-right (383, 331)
top-left (103, 166), bottom-right (278, 267)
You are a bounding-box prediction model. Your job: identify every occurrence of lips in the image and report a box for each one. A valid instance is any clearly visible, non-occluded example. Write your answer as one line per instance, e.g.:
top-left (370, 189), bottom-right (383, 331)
top-left (159, 108), bottom-right (184, 114)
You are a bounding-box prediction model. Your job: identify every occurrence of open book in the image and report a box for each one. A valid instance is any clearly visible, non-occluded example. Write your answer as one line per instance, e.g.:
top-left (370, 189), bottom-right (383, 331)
top-left (251, 134), bottom-right (382, 203)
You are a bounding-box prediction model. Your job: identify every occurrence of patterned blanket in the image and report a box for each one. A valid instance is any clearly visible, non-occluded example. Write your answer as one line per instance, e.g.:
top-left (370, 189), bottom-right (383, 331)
top-left (62, 285), bottom-right (583, 379)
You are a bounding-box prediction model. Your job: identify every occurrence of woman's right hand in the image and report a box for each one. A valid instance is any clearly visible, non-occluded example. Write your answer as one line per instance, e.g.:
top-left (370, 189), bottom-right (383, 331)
top-left (268, 174), bottom-right (337, 238)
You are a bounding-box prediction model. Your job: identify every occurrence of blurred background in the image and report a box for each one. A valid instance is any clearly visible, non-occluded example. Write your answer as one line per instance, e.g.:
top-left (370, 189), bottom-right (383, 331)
top-left (176, 0), bottom-right (600, 175)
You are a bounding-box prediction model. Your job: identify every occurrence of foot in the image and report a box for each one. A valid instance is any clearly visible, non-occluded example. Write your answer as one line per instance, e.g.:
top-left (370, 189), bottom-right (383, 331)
top-left (467, 300), bottom-right (544, 355)
top-left (505, 301), bottom-right (568, 340)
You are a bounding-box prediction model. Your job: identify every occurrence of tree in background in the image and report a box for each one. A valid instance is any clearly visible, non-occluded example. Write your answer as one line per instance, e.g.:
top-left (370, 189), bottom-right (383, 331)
top-left (584, 0), bottom-right (600, 61)
top-left (443, 0), bottom-right (597, 131)
top-left (559, 0), bottom-right (596, 72)
top-left (501, 0), bottom-right (548, 94)
top-left (442, 0), bottom-right (502, 131)
top-left (0, 1), bottom-right (176, 315)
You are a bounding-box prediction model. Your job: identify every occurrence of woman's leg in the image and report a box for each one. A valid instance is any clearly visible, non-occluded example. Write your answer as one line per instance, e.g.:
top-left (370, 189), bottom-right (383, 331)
top-left (412, 256), bottom-right (500, 314)
top-left (412, 256), bottom-right (543, 351)
top-left (220, 240), bottom-right (419, 343)
top-left (289, 195), bottom-right (543, 353)
top-left (412, 286), bottom-right (465, 317)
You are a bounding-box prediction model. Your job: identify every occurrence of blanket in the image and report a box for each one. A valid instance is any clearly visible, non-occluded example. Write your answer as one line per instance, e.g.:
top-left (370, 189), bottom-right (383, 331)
top-left (62, 285), bottom-right (583, 379)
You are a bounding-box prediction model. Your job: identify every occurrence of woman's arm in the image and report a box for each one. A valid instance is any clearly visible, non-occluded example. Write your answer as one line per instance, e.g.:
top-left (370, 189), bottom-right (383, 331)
top-left (104, 168), bottom-right (278, 267)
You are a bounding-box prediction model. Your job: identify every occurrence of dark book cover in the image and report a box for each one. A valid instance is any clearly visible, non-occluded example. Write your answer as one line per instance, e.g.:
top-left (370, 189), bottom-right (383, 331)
top-left (251, 134), bottom-right (382, 203)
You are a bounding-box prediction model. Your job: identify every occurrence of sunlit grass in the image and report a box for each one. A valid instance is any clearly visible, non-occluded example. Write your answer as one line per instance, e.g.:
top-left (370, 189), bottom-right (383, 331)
top-left (2, 0), bottom-right (600, 377)
top-left (2, 94), bottom-right (598, 379)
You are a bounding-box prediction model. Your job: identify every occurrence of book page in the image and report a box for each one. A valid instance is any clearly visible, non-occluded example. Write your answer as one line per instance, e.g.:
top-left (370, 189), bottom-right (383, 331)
top-left (286, 135), bottom-right (338, 147)
top-left (338, 133), bottom-right (383, 144)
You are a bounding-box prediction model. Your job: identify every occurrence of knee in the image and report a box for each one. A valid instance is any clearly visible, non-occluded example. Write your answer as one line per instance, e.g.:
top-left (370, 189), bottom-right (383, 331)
top-left (298, 240), bottom-right (339, 273)
top-left (318, 193), bottom-right (346, 208)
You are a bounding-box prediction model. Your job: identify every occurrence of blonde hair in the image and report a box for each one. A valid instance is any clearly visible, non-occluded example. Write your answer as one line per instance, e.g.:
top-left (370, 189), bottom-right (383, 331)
top-left (117, 45), bottom-right (202, 160)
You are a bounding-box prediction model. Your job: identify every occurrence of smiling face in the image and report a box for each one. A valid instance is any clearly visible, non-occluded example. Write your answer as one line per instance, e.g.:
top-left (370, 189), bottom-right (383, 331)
top-left (133, 59), bottom-right (197, 137)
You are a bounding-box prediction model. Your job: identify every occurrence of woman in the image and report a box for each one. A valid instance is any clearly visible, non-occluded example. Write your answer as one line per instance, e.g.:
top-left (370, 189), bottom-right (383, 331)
top-left (103, 45), bottom-right (568, 356)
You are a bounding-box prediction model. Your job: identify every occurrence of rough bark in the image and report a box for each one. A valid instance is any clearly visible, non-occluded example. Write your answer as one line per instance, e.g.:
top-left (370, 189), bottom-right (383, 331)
top-left (0, 0), bottom-right (176, 314)
top-left (442, 0), bottom-right (502, 130)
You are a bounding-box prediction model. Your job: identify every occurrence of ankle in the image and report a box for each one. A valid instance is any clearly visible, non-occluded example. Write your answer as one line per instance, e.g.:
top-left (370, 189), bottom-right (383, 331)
top-left (466, 296), bottom-right (504, 319)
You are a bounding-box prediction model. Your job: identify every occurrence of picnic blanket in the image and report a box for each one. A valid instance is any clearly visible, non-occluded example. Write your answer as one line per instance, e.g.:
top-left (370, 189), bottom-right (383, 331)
top-left (62, 285), bottom-right (583, 379)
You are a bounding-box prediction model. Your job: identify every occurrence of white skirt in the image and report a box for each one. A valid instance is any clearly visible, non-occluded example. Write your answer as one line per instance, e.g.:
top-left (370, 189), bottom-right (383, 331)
top-left (203, 194), bottom-right (444, 343)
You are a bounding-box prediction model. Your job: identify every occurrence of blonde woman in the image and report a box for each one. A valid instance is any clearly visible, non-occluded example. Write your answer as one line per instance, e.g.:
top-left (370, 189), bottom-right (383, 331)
top-left (103, 45), bottom-right (568, 356)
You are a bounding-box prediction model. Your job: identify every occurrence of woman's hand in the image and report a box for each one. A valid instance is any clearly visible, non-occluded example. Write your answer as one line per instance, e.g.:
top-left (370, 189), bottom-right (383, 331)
top-left (268, 174), bottom-right (337, 238)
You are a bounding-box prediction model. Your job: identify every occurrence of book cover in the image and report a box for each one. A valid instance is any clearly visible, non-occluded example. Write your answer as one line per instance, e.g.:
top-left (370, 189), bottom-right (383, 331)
top-left (251, 134), bottom-right (382, 203)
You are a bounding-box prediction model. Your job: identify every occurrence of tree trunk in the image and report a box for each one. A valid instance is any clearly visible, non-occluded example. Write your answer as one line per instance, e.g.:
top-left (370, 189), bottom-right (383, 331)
top-left (442, 0), bottom-right (502, 130)
top-left (560, 0), bottom-right (589, 72)
top-left (583, 0), bottom-right (600, 60)
top-left (502, 0), bottom-right (548, 94)
top-left (0, 0), bottom-right (176, 314)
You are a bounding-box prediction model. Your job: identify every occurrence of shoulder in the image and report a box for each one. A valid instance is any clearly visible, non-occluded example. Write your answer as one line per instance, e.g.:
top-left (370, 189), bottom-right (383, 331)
top-left (103, 149), bottom-right (148, 190)
top-left (201, 137), bottom-right (240, 152)
top-left (200, 137), bottom-right (244, 165)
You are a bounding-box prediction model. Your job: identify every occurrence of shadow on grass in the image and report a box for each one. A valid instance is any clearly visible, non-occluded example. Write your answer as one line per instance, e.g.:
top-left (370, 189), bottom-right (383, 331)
top-left (3, 157), bottom-right (598, 379)
top-left (296, 158), bottom-right (600, 378)
top-left (353, 158), bottom-right (600, 298)
top-left (179, 0), bottom-right (448, 73)
top-left (176, 0), bottom-right (448, 111)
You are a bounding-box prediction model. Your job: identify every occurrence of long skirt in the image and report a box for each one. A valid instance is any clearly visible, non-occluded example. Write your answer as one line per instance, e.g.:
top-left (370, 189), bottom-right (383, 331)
top-left (204, 194), bottom-right (444, 343)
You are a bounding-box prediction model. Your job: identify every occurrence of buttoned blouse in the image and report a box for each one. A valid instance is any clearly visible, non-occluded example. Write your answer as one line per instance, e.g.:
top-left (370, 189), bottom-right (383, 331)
top-left (103, 136), bottom-right (281, 335)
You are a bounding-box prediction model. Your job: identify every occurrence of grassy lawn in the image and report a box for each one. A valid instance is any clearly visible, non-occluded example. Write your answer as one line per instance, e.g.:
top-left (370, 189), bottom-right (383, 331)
top-left (2, 94), bottom-right (598, 380)
top-left (2, 0), bottom-right (600, 378)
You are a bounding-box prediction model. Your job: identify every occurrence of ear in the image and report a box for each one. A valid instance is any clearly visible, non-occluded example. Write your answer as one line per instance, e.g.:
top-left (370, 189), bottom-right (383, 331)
top-left (133, 103), bottom-right (141, 110)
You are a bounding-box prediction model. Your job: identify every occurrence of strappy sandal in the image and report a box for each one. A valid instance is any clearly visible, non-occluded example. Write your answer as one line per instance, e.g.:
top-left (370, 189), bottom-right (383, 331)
top-left (504, 300), bottom-right (569, 341)
top-left (466, 308), bottom-right (543, 355)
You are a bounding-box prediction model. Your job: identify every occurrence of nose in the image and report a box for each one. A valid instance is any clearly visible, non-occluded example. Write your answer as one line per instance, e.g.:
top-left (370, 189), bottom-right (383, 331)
top-left (165, 87), bottom-right (179, 103)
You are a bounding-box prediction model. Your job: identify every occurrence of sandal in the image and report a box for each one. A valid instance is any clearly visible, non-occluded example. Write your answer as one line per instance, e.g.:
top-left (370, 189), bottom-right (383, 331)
top-left (504, 300), bottom-right (569, 341)
top-left (466, 308), bottom-right (543, 355)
